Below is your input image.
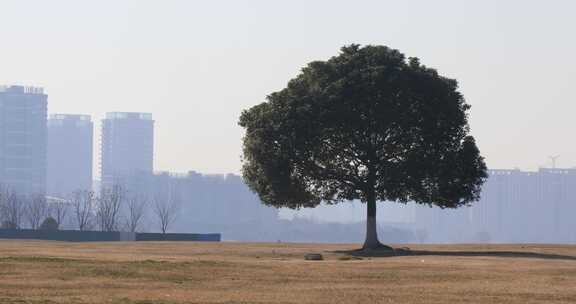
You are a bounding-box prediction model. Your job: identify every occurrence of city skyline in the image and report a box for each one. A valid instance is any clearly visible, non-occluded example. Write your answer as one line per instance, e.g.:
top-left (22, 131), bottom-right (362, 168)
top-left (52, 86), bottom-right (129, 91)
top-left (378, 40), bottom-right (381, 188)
top-left (2, 82), bottom-right (573, 180)
top-left (2, 82), bottom-right (572, 240)
top-left (2, 1), bottom-right (576, 174)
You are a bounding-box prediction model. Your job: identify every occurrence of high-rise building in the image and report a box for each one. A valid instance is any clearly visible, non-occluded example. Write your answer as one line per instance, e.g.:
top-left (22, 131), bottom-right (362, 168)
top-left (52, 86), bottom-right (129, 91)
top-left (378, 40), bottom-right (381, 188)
top-left (100, 112), bottom-right (154, 191)
top-left (47, 114), bottom-right (93, 196)
top-left (0, 85), bottom-right (48, 195)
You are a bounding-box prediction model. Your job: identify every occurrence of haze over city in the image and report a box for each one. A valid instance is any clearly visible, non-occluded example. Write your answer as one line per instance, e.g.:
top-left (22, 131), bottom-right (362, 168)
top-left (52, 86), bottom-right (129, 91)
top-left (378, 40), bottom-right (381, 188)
top-left (2, 0), bottom-right (576, 175)
top-left (0, 0), bottom-right (575, 240)
top-left (2, 2), bottom-right (576, 303)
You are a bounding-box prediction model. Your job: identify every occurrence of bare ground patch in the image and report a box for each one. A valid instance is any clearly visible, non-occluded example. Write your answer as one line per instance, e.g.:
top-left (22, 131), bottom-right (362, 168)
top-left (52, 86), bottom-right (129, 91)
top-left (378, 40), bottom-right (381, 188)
top-left (0, 241), bottom-right (575, 304)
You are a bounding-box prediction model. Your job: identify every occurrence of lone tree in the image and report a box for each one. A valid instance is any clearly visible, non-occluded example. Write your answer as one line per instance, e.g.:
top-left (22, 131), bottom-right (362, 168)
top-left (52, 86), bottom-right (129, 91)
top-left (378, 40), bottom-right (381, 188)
top-left (239, 45), bottom-right (487, 250)
top-left (49, 200), bottom-right (69, 229)
top-left (0, 188), bottom-right (24, 230)
top-left (152, 189), bottom-right (179, 235)
top-left (126, 194), bottom-right (147, 233)
top-left (97, 184), bottom-right (125, 232)
top-left (25, 194), bottom-right (47, 230)
top-left (72, 190), bottom-right (94, 231)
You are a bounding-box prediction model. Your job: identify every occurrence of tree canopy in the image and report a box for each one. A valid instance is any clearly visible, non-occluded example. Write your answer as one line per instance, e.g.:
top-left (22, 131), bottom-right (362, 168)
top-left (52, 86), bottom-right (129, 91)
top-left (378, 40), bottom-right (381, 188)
top-left (239, 44), bottom-right (487, 249)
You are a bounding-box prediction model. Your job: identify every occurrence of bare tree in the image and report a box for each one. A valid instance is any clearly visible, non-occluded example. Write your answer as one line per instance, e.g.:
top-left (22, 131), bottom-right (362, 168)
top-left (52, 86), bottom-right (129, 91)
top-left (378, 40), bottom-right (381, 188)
top-left (97, 184), bottom-right (125, 232)
top-left (72, 190), bottom-right (94, 231)
top-left (49, 200), bottom-right (69, 229)
top-left (0, 188), bottom-right (24, 229)
top-left (25, 194), bottom-right (47, 230)
top-left (126, 194), bottom-right (147, 233)
top-left (152, 189), bottom-right (179, 234)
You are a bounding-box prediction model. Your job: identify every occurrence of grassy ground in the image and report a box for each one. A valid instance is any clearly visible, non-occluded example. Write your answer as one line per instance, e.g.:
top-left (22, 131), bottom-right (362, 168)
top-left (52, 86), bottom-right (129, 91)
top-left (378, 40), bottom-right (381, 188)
top-left (0, 240), bottom-right (575, 303)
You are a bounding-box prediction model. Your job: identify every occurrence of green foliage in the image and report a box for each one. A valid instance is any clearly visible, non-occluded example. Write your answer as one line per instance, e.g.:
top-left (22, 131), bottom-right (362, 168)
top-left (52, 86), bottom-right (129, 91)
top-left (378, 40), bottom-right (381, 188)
top-left (239, 44), bottom-right (487, 210)
top-left (39, 217), bottom-right (59, 231)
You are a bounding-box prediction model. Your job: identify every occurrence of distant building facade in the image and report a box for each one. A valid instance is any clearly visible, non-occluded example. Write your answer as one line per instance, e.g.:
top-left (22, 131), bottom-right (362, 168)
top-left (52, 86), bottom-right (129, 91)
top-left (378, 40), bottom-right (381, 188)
top-left (413, 168), bottom-right (576, 243)
top-left (0, 85), bottom-right (47, 195)
top-left (100, 112), bottom-right (154, 191)
top-left (149, 171), bottom-right (279, 237)
top-left (47, 114), bottom-right (93, 196)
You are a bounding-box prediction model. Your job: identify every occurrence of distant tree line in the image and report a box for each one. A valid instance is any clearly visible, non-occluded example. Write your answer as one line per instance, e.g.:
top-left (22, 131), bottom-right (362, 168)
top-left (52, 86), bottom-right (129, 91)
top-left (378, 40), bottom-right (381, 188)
top-left (0, 184), bottom-right (180, 234)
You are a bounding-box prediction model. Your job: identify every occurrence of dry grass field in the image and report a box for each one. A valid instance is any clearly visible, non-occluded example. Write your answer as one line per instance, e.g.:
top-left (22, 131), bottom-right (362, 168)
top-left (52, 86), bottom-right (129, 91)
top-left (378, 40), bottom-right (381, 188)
top-left (0, 240), bottom-right (575, 304)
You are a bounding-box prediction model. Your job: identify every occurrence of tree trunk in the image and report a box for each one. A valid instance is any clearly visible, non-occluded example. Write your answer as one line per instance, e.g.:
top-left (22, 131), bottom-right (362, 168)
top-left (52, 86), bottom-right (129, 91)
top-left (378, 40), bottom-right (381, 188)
top-left (362, 190), bottom-right (393, 250)
top-left (362, 194), bottom-right (383, 249)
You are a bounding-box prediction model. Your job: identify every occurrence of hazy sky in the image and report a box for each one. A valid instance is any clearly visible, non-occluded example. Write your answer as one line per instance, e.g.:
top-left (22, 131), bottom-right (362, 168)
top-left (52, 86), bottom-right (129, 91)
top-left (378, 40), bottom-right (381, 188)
top-left (2, 0), bottom-right (575, 176)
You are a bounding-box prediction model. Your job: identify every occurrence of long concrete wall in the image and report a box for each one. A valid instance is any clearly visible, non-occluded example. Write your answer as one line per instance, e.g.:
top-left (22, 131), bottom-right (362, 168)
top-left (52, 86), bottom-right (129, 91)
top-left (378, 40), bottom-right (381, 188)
top-left (136, 233), bottom-right (221, 241)
top-left (0, 229), bottom-right (220, 242)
